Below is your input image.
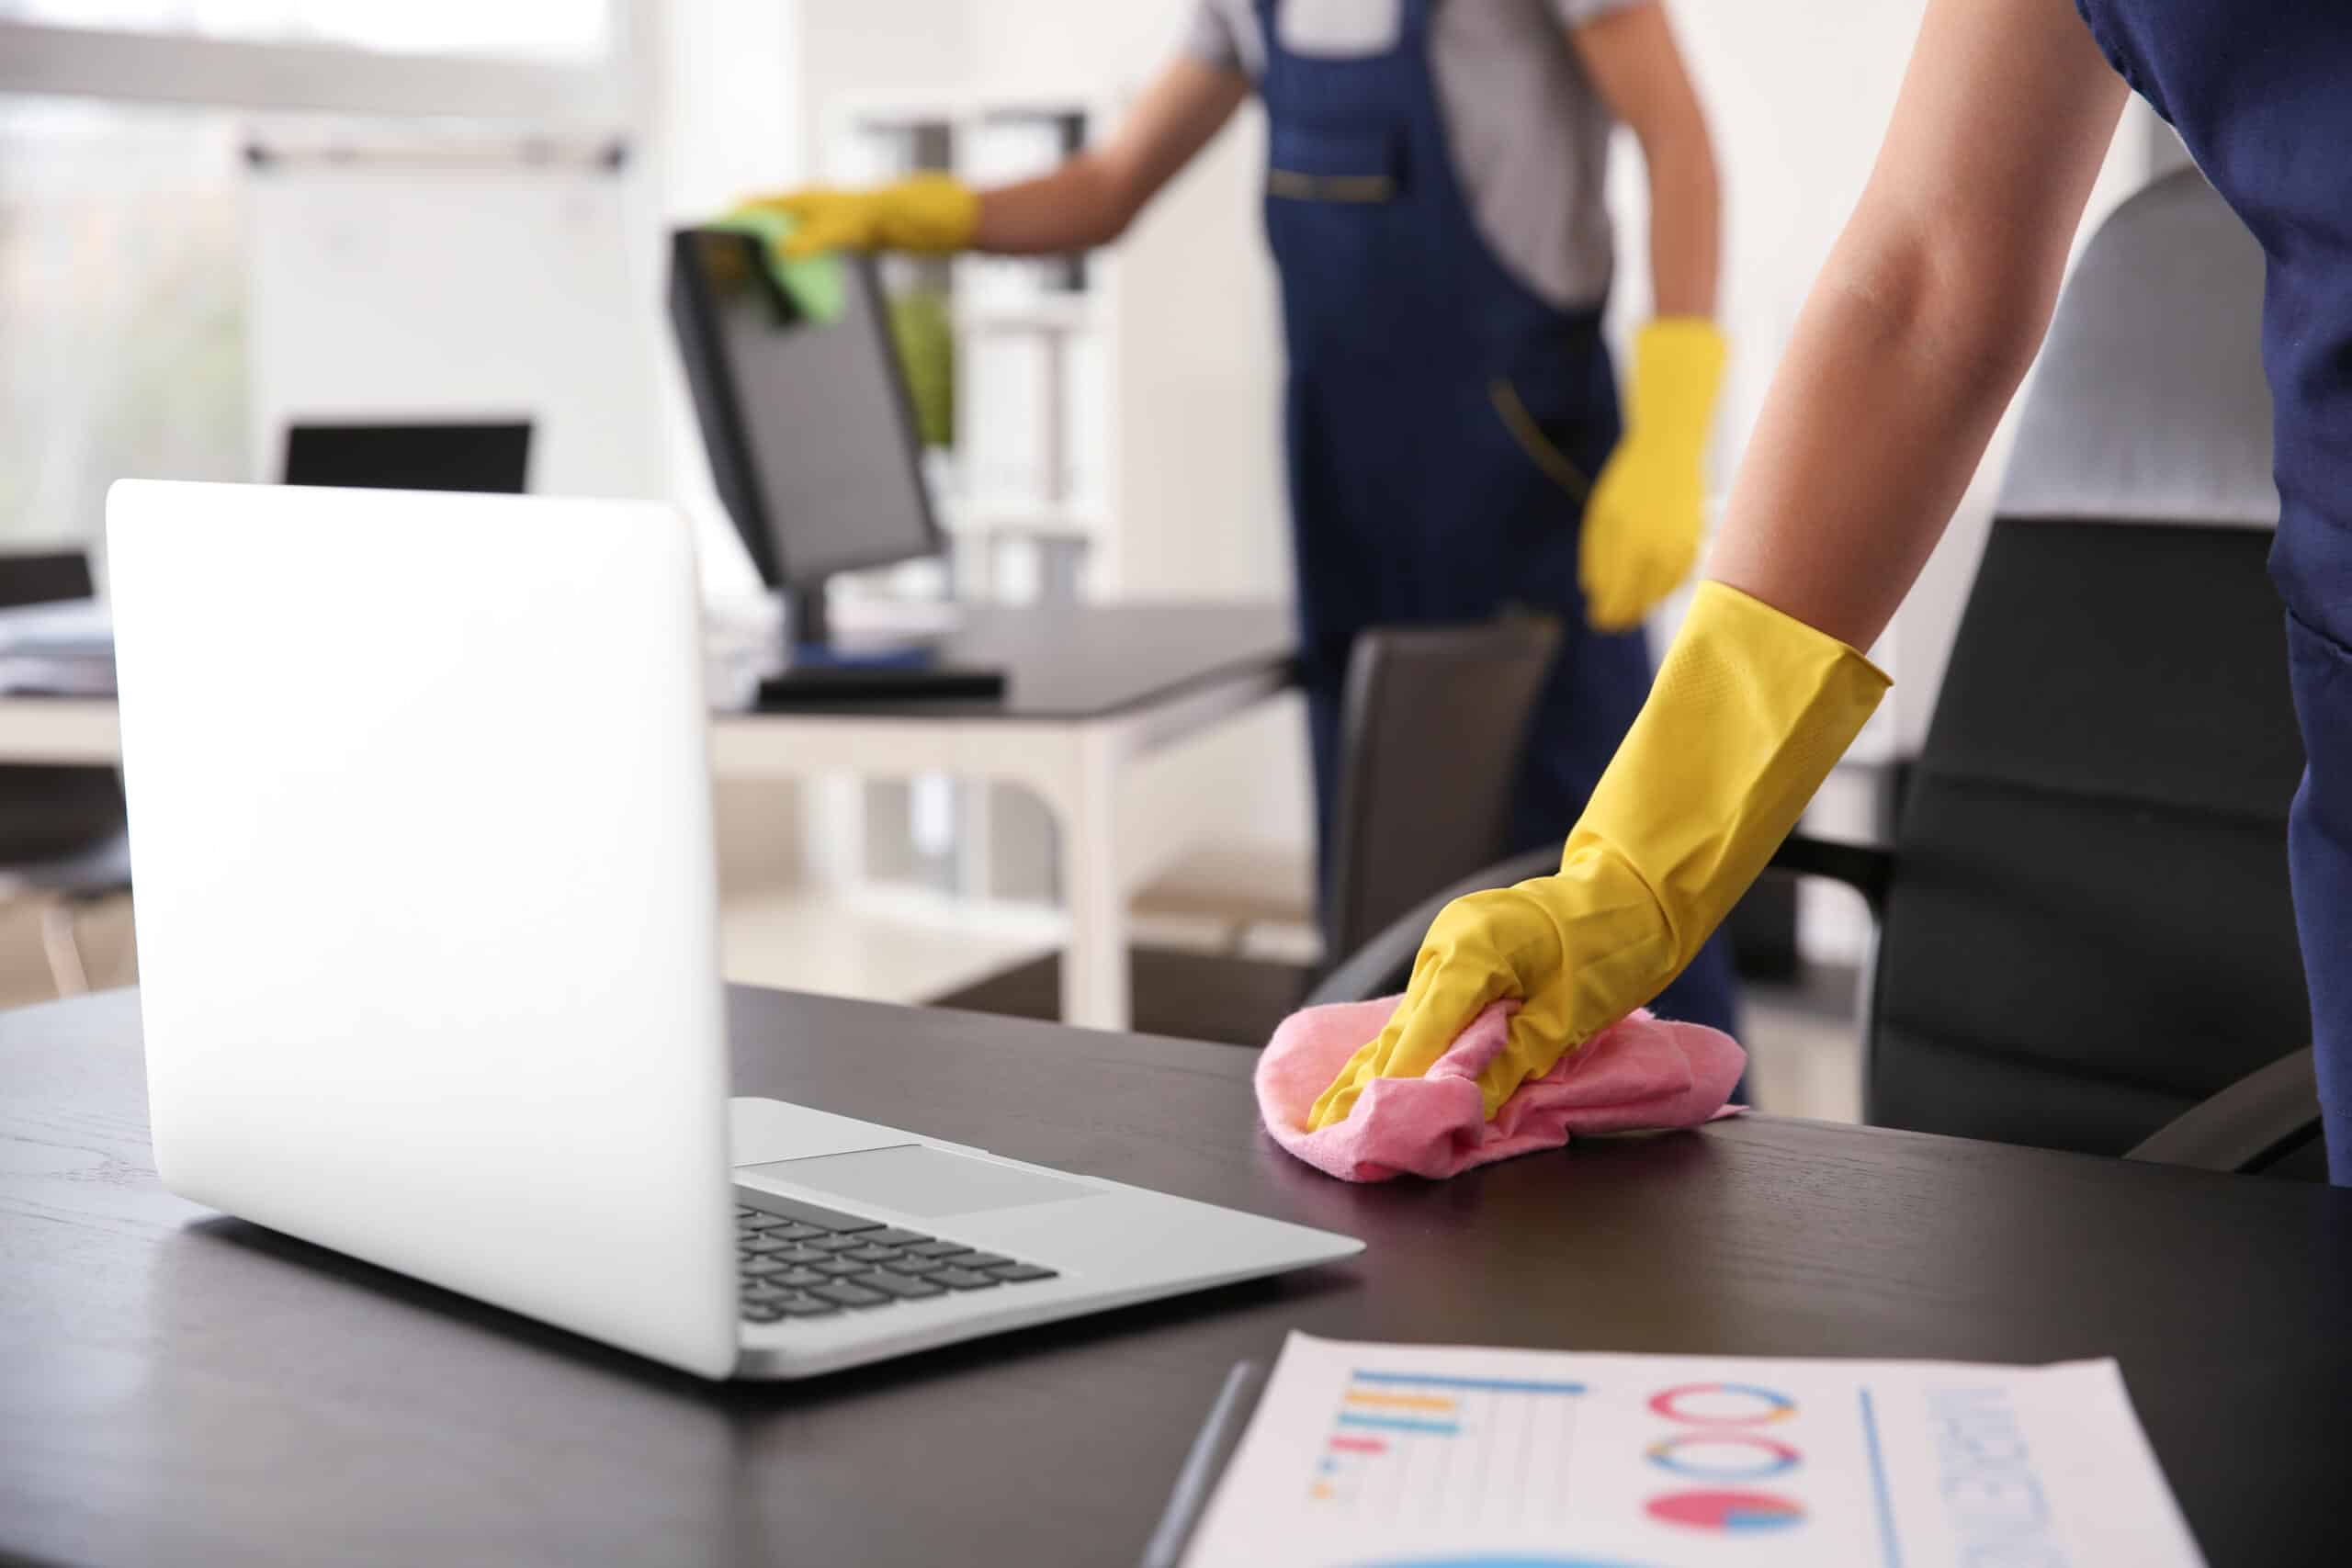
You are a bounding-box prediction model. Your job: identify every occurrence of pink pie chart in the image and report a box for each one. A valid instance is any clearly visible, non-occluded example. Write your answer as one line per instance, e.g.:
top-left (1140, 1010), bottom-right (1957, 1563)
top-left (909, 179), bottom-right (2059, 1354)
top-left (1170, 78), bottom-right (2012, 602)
top-left (1645, 1489), bottom-right (1806, 1534)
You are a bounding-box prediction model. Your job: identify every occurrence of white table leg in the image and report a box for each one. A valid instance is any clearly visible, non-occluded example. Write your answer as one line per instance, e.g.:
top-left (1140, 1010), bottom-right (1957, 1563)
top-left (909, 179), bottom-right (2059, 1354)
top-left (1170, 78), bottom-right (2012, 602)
top-left (1055, 728), bottom-right (1130, 1032)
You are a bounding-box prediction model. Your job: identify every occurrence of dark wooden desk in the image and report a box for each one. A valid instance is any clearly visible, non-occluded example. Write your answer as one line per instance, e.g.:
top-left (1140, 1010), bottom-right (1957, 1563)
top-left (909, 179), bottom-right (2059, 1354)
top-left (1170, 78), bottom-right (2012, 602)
top-left (5, 987), bottom-right (2347, 1566)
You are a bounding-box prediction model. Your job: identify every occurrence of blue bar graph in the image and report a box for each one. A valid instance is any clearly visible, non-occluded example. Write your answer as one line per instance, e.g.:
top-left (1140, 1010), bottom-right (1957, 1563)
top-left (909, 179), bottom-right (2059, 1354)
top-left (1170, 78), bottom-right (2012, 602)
top-left (1351, 1371), bottom-right (1588, 1396)
top-left (1338, 1413), bottom-right (1463, 1436)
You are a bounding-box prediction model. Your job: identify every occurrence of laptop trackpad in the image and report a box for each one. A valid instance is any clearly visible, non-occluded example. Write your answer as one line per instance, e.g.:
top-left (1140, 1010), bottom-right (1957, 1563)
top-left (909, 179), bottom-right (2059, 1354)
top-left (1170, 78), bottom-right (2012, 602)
top-left (743, 1145), bottom-right (1102, 1218)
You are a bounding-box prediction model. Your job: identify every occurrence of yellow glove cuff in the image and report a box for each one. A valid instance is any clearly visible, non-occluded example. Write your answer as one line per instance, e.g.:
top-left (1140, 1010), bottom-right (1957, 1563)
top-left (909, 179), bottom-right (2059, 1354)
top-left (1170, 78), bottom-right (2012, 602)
top-left (1625, 318), bottom-right (1726, 452)
top-left (1567, 580), bottom-right (1890, 982)
top-left (873, 173), bottom-right (981, 254)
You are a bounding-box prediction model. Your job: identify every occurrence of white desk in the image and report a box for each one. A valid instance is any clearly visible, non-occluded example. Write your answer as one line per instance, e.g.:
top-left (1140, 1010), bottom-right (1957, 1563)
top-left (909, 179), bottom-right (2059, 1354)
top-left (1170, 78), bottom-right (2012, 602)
top-left (0, 602), bottom-right (1298, 1032)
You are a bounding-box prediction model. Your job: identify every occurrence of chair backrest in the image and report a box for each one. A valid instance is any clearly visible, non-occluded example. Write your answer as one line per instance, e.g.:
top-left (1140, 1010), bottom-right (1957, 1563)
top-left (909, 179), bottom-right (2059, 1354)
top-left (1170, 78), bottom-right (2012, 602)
top-left (0, 551), bottom-right (127, 866)
top-left (1322, 615), bottom-right (1562, 963)
top-left (1866, 170), bottom-right (2312, 1155)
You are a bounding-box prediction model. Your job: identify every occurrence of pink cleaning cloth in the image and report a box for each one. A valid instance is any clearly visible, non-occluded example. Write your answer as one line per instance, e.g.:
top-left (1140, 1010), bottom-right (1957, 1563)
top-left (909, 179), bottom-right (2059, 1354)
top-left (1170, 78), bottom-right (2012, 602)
top-left (1255, 995), bottom-right (1747, 1182)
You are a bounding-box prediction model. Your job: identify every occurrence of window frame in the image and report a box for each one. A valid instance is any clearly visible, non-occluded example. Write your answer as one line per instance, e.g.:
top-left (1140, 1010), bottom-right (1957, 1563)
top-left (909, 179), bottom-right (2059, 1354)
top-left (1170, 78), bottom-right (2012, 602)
top-left (0, 6), bottom-right (632, 127)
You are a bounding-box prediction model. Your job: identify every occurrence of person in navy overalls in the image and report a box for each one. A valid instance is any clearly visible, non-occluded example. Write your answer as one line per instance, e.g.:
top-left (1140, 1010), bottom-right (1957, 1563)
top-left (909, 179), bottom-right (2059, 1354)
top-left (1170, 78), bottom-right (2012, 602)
top-left (754, 2), bottom-right (1747, 1041)
top-left (1253, 0), bottom-right (1740, 1043)
top-left (2067, 9), bottom-right (2352, 1186)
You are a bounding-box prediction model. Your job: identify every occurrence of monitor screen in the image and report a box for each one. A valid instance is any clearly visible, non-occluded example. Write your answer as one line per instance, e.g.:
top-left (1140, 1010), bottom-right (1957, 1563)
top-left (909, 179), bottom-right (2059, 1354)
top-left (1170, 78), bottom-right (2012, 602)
top-left (281, 422), bottom-right (532, 493)
top-left (668, 231), bottom-right (940, 590)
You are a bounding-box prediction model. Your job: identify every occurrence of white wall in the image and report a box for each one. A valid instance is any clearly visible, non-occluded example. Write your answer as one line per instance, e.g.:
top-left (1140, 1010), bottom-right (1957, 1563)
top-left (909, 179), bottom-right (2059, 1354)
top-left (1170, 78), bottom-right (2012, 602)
top-left (795, 0), bottom-right (975, 165)
top-left (648, 0), bottom-right (801, 217)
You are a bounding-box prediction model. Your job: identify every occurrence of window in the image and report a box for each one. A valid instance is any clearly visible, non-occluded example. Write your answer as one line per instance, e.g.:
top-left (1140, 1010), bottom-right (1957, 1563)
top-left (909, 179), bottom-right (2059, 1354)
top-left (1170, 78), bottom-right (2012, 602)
top-left (0, 95), bottom-right (247, 546)
top-left (0, 0), bottom-right (611, 64)
top-left (0, 0), bottom-right (631, 547)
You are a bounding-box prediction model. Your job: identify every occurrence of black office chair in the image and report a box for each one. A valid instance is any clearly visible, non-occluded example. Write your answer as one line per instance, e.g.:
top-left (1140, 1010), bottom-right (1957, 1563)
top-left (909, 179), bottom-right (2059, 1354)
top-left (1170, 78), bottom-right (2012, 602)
top-left (934, 616), bottom-right (1563, 1043)
top-left (1306, 841), bottom-right (1552, 1012)
top-left (0, 550), bottom-right (132, 996)
top-left (1321, 615), bottom-right (1562, 964)
top-left (1314, 170), bottom-right (2327, 1179)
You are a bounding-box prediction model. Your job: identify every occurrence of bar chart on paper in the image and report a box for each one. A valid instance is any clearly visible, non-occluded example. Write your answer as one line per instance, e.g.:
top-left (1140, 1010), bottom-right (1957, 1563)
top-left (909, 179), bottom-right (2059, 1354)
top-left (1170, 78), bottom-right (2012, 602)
top-left (1308, 1369), bottom-right (1588, 1531)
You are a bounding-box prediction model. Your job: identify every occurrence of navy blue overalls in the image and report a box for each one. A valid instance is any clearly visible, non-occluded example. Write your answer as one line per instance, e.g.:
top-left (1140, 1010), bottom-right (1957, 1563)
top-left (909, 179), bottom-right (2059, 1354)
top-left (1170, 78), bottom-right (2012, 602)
top-left (2072, 0), bottom-right (2352, 1181)
top-left (1254, 0), bottom-right (1740, 1037)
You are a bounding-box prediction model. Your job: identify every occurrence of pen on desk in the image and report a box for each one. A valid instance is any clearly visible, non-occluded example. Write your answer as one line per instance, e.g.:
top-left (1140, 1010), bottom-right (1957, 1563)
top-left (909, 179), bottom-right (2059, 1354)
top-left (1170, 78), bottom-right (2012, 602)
top-left (1139, 1359), bottom-right (1261, 1568)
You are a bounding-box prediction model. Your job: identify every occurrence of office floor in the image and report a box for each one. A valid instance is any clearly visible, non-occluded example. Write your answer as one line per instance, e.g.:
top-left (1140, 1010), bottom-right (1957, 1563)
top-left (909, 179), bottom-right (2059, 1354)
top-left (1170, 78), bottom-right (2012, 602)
top-left (0, 894), bottom-right (135, 1014)
top-left (1734, 964), bottom-right (1867, 1122)
top-left (0, 888), bottom-right (1868, 1124)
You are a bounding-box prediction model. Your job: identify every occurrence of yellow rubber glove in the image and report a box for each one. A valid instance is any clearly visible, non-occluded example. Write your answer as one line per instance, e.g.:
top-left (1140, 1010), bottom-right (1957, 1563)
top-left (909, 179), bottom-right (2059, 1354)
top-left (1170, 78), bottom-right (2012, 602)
top-left (1307, 581), bottom-right (1888, 1130)
top-left (741, 174), bottom-right (980, 259)
top-left (1579, 318), bottom-right (1726, 632)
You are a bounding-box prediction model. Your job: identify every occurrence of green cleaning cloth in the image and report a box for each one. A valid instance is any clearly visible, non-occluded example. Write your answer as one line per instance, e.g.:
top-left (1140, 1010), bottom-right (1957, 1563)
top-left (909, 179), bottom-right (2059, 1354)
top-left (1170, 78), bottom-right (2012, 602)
top-left (709, 205), bottom-right (846, 325)
top-left (706, 205), bottom-right (954, 446)
top-left (887, 288), bottom-right (956, 449)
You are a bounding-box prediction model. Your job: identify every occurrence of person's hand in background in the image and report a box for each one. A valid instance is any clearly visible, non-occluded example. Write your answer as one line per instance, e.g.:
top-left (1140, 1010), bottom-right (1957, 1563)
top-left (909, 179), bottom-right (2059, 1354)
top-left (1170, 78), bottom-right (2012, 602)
top-left (730, 57), bottom-right (1248, 265)
top-left (1577, 318), bottom-right (1724, 631)
top-left (1566, 0), bottom-right (1724, 632)
top-left (738, 173), bottom-right (981, 258)
top-left (1307, 581), bottom-right (1886, 1130)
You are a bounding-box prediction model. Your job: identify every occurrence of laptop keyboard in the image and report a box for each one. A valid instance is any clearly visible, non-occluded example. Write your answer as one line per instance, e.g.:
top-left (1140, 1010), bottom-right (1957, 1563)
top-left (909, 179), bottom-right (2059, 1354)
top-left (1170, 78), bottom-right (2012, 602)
top-left (735, 1190), bottom-right (1058, 1325)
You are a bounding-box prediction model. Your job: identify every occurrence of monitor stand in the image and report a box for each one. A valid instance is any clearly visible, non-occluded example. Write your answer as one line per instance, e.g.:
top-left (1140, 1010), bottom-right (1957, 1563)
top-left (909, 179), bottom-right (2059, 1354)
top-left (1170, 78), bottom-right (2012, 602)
top-left (751, 582), bottom-right (1006, 706)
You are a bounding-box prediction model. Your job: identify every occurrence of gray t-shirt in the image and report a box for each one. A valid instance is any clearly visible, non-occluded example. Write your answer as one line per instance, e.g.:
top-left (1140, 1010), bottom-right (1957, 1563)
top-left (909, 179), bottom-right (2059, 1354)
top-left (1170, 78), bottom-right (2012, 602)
top-left (1186, 0), bottom-right (1647, 310)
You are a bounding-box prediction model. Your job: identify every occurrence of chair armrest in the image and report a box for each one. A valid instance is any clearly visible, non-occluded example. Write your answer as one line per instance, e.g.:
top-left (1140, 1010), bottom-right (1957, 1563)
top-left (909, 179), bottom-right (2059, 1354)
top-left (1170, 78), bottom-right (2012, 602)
top-left (1304, 844), bottom-right (1560, 1009)
top-left (1768, 834), bottom-right (1893, 918)
top-left (2125, 1046), bottom-right (2322, 1175)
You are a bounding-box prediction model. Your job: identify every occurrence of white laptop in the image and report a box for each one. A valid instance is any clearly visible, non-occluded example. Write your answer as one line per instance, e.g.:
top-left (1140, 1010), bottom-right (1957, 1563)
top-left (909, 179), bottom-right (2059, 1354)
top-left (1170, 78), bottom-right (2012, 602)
top-left (107, 479), bottom-right (1360, 1381)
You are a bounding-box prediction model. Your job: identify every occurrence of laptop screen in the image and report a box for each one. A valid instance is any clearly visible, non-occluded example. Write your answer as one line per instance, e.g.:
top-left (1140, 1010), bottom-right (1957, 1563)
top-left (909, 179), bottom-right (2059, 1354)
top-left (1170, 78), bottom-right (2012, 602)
top-left (281, 421), bottom-right (533, 493)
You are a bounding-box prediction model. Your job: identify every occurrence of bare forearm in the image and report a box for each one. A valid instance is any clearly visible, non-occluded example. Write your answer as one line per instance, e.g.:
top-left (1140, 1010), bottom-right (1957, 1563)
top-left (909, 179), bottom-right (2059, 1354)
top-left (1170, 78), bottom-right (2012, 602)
top-left (1704, 232), bottom-right (2051, 649)
top-left (1573, 3), bottom-right (1717, 319)
top-left (974, 58), bottom-right (1248, 258)
top-left (1702, 0), bottom-right (2129, 651)
top-left (974, 155), bottom-right (1135, 254)
top-left (1644, 126), bottom-right (1719, 319)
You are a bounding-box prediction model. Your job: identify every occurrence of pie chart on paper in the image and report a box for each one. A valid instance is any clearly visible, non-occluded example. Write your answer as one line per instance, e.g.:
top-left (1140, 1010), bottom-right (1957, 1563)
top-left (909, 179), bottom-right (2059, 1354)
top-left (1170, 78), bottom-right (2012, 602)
top-left (1645, 1488), bottom-right (1807, 1533)
top-left (1354, 1557), bottom-right (1655, 1567)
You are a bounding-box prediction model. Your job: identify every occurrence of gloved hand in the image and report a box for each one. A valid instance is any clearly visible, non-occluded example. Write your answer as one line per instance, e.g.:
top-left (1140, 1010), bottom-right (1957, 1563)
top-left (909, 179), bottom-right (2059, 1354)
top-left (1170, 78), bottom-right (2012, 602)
top-left (739, 173), bottom-right (980, 258)
top-left (1307, 581), bottom-right (1887, 1130)
top-left (1578, 318), bottom-right (1726, 632)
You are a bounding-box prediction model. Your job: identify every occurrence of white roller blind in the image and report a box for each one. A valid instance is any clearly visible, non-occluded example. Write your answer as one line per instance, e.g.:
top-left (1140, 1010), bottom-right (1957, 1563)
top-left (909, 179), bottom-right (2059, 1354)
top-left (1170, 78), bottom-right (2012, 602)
top-left (246, 152), bottom-right (662, 504)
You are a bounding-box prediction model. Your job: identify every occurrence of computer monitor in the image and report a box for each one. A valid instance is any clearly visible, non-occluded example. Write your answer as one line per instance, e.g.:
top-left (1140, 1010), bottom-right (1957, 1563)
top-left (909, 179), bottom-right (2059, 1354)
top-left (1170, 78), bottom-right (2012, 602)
top-left (667, 229), bottom-right (943, 648)
top-left (281, 421), bottom-right (533, 493)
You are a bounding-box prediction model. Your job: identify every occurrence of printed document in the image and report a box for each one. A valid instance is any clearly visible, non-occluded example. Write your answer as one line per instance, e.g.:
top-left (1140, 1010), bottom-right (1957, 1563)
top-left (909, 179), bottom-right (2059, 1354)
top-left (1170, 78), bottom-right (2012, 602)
top-left (1182, 1333), bottom-right (2202, 1567)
